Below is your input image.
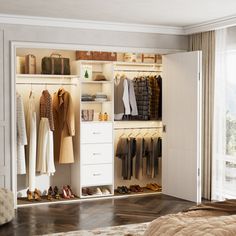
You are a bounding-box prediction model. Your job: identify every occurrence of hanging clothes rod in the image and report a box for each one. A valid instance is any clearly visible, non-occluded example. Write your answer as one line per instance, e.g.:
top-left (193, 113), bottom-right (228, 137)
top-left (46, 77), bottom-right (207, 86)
top-left (16, 82), bottom-right (77, 86)
top-left (114, 126), bottom-right (162, 130)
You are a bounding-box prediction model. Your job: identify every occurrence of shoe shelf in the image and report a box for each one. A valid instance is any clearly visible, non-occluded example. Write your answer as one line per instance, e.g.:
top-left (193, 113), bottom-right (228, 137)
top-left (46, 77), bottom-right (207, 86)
top-left (115, 188), bottom-right (162, 197)
top-left (17, 195), bottom-right (81, 206)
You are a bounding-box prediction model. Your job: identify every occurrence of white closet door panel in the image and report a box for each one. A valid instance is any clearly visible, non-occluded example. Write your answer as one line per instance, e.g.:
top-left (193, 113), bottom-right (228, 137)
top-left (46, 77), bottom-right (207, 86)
top-left (162, 51), bottom-right (201, 203)
top-left (81, 144), bottom-right (113, 165)
top-left (81, 122), bottom-right (113, 144)
top-left (81, 164), bottom-right (113, 186)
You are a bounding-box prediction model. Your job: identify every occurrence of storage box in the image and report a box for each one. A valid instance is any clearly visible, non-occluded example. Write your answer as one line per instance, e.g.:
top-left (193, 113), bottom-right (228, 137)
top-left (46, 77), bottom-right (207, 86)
top-left (76, 51), bottom-right (93, 60)
top-left (76, 51), bottom-right (117, 61)
top-left (16, 56), bottom-right (25, 74)
top-left (81, 109), bottom-right (94, 121)
top-left (25, 54), bottom-right (36, 74)
top-left (124, 53), bottom-right (141, 63)
top-left (107, 52), bottom-right (117, 61)
top-left (141, 54), bottom-right (156, 63)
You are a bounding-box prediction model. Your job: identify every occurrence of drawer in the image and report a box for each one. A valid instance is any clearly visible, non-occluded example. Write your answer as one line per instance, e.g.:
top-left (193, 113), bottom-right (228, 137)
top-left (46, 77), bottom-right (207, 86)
top-left (81, 122), bottom-right (112, 144)
top-left (81, 144), bottom-right (113, 165)
top-left (81, 164), bottom-right (113, 186)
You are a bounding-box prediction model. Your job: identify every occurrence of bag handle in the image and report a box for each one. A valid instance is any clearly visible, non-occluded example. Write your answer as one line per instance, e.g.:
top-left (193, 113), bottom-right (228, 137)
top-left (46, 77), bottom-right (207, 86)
top-left (50, 53), bottom-right (61, 58)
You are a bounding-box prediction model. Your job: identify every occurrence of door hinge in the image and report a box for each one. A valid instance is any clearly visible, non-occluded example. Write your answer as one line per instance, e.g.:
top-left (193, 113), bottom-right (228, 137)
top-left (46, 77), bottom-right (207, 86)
top-left (198, 72), bottom-right (201, 81)
top-left (198, 168), bottom-right (200, 176)
top-left (163, 125), bottom-right (166, 133)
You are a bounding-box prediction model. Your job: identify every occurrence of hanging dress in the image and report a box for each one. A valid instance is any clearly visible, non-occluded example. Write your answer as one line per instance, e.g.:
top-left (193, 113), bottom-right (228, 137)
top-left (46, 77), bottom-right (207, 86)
top-left (16, 92), bottom-right (27, 174)
top-left (26, 92), bottom-right (37, 192)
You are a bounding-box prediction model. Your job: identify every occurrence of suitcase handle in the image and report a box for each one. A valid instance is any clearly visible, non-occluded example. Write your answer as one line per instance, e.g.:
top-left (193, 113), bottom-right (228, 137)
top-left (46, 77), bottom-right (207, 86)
top-left (50, 53), bottom-right (61, 58)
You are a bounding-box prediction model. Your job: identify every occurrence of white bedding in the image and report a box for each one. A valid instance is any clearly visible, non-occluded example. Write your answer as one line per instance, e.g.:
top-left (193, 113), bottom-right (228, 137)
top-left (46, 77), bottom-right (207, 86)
top-left (144, 210), bottom-right (236, 236)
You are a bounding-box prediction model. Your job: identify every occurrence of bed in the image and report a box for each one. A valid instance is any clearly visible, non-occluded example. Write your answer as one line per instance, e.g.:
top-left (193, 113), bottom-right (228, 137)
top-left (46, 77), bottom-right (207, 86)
top-left (144, 200), bottom-right (236, 236)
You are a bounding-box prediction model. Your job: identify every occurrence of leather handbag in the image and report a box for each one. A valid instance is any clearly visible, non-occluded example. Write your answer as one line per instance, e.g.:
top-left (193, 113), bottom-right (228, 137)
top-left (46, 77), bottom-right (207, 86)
top-left (41, 53), bottom-right (70, 75)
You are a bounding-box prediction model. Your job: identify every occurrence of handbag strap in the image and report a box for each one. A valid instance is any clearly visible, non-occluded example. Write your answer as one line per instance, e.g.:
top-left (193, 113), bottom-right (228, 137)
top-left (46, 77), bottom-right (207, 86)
top-left (50, 53), bottom-right (61, 58)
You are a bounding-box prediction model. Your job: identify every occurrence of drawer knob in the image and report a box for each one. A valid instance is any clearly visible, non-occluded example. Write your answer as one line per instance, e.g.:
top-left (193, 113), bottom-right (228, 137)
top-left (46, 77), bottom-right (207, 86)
top-left (93, 173), bottom-right (101, 176)
top-left (93, 132), bottom-right (101, 135)
top-left (93, 153), bottom-right (101, 156)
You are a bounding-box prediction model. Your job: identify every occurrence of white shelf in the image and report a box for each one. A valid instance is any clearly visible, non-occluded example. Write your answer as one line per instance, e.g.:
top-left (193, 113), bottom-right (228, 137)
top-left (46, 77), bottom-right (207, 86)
top-left (77, 60), bottom-right (114, 65)
top-left (80, 193), bottom-right (113, 199)
top-left (81, 121), bottom-right (113, 123)
top-left (114, 61), bottom-right (162, 67)
top-left (80, 80), bottom-right (113, 84)
top-left (77, 60), bottom-right (162, 67)
top-left (16, 74), bottom-right (79, 79)
top-left (81, 101), bottom-right (111, 104)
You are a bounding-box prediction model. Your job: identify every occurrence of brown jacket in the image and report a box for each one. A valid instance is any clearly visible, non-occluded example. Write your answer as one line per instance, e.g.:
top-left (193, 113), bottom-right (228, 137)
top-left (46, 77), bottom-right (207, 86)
top-left (53, 88), bottom-right (75, 164)
top-left (40, 90), bottom-right (54, 131)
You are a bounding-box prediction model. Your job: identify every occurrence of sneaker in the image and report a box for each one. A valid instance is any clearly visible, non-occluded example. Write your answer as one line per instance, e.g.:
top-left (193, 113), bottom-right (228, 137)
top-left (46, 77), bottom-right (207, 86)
top-left (101, 187), bottom-right (110, 195)
top-left (92, 187), bottom-right (103, 196)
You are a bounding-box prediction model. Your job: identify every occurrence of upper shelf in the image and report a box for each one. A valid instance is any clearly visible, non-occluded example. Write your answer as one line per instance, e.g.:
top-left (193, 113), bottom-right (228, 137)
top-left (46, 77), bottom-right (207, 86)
top-left (113, 61), bottom-right (162, 67)
top-left (16, 74), bottom-right (79, 79)
top-left (76, 60), bottom-right (162, 67)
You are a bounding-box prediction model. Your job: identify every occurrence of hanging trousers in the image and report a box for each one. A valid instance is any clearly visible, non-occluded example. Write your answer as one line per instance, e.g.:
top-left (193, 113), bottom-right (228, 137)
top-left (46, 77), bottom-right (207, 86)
top-left (37, 118), bottom-right (55, 176)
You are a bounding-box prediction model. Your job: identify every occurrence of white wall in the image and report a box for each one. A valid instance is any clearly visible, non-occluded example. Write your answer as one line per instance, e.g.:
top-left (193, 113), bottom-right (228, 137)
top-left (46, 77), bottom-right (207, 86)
top-left (0, 23), bottom-right (188, 191)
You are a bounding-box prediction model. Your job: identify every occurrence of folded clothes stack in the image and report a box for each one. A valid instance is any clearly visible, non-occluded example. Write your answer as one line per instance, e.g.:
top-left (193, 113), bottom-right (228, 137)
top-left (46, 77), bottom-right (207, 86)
top-left (82, 187), bottom-right (111, 196)
top-left (93, 92), bottom-right (108, 102)
top-left (81, 94), bottom-right (94, 101)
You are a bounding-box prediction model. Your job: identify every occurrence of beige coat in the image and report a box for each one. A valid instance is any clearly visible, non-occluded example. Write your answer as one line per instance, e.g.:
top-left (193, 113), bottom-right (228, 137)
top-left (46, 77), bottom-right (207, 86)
top-left (53, 89), bottom-right (75, 164)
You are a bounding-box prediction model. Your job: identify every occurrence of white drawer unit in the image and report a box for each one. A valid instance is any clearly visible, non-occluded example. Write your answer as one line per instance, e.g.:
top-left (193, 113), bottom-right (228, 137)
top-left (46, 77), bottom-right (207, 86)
top-left (81, 164), bottom-right (113, 187)
top-left (81, 143), bottom-right (113, 165)
top-left (81, 122), bottom-right (113, 144)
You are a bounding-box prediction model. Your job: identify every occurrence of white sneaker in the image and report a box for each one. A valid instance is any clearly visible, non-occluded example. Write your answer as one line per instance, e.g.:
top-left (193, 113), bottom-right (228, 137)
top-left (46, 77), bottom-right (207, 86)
top-left (101, 187), bottom-right (110, 195)
top-left (93, 187), bottom-right (103, 196)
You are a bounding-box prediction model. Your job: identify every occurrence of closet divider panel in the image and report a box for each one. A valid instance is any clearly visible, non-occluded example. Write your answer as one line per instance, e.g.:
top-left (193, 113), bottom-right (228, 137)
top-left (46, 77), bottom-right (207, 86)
top-left (0, 30), bottom-right (10, 188)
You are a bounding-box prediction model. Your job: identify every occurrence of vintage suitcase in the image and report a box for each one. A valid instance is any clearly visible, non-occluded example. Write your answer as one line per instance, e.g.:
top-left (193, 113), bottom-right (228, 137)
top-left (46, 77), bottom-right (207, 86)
top-left (141, 54), bottom-right (156, 63)
top-left (76, 51), bottom-right (93, 60)
top-left (92, 51), bottom-right (108, 61)
top-left (41, 53), bottom-right (70, 75)
top-left (25, 54), bottom-right (36, 74)
top-left (107, 52), bottom-right (117, 61)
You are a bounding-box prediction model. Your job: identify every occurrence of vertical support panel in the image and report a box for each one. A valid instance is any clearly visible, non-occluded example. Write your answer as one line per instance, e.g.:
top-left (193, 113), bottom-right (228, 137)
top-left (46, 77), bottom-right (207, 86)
top-left (0, 29), bottom-right (10, 189)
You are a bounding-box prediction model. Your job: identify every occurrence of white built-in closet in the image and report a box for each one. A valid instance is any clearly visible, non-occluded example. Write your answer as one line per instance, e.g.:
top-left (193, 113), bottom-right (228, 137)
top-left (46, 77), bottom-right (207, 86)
top-left (13, 44), bottom-right (202, 207)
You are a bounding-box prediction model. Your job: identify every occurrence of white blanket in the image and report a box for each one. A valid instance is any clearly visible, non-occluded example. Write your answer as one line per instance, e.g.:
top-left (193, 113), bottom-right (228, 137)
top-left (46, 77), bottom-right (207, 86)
top-left (144, 210), bottom-right (236, 236)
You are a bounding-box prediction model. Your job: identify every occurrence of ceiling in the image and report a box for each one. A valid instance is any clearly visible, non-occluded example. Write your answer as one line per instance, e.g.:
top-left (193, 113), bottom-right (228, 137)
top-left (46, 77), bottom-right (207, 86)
top-left (0, 0), bottom-right (236, 27)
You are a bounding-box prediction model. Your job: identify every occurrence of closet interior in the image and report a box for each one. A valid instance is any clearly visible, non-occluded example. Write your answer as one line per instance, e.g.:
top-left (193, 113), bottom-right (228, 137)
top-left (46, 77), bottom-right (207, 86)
top-left (15, 47), bottom-right (163, 206)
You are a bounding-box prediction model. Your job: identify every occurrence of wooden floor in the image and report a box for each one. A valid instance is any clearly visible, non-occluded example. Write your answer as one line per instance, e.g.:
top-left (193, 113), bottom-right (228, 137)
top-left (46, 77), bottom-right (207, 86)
top-left (0, 194), bottom-right (196, 236)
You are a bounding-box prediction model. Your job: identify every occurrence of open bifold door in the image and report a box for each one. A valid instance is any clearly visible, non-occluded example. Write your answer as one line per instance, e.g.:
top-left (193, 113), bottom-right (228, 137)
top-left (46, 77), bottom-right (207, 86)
top-left (162, 51), bottom-right (202, 203)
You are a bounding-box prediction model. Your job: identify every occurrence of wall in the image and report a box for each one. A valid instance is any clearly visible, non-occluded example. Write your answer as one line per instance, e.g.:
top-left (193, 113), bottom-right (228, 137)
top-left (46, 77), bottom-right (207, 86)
top-left (0, 23), bottom-right (188, 191)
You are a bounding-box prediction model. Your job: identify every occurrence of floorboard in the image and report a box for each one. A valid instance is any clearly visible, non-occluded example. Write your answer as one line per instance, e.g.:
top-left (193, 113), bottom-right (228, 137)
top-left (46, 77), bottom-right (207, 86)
top-left (0, 194), bottom-right (196, 236)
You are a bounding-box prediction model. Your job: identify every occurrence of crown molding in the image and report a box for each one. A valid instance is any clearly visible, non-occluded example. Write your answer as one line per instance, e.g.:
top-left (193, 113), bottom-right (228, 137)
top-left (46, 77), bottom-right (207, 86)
top-left (1, 13), bottom-right (236, 35)
top-left (184, 15), bottom-right (236, 34)
top-left (0, 13), bottom-right (184, 35)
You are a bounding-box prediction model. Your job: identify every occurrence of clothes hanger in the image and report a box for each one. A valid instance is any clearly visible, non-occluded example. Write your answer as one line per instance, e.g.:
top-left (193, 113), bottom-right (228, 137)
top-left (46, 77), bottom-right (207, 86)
top-left (119, 129), bottom-right (127, 138)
